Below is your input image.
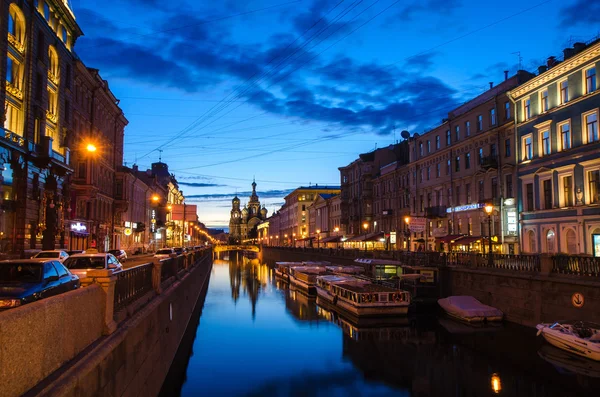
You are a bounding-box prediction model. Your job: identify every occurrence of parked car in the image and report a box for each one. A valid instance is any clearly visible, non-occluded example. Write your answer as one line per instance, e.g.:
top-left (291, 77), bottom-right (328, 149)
top-left (108, 249), bottom-right (127, 262)
top-left (31, 250), bottom-right (70, 263)
top-left (63, 253), bottom-right (123, 279)
top-left (173, 247), bottom-right (185, 255)
top-left (154, 248), bottom-right (176, 260)
top-left (0, 259), bottom-right (80, 310)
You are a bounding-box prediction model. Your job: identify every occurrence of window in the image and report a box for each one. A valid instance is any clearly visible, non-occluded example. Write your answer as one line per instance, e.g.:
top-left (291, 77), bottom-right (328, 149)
top-left (478, 148), bottom-right (483, 164)
top-left (546, 230), bottom-right (556, 253)
top-left (427, 166), bottom-right (430, 181)
top-left (455, 156), bottom-right (460, 172)
top-left (560, 80), bottom-right (569, 104)
top-left (560, 122), bottom-right (571, 151)
top-left (455, 125), bottom-right (460, 141)
top-left (523, 136), bottom-right (533, 160)
top-left (447, 188), bottom-right (452, 206)
top-left (427, 140), bottom-right (431, 153)
top-left (543, 179), bottom-right (552, 209)
top-left (8, 4), bottom-right (26, 47)
top-left (436, 163), bottom-right (440, 178)
top-left (477, 115), bottom-right (483, 131)
top-left (490, 144), bottom-right (497, 158)
top-left (464, 183), bottom-right (471, 203)
top-left (506, 174), bottom-right (513, 198)
top-left (468, 218), bottom-right (472, 235)
top-left (541, 130), bottom-right (551, 156)
top-left (585, 67), bottom-right (596, 94)
top-left (585, 112), bottom-right (598, 143)
top-left (419, 142), bottom-right (423, 156)
top-left (526, 183), bottom-right (534, 211)
top-left (505, 138), bottom-right (511, 157)
top-left (563, 176), bottom-right (574, 207)
top-left (43, 262), bottom-right (58, 280)
top-left (446, 130), bottom-right (451, 145)
top-left (420, 169), bottom-right (423, 182)
top-left (491, 177), bottom-right (498, 198)
top-left (465, 152), bottom-right (471, 169)
top-left (446, 159), bottom-right (450, 175)
top-left (540, 89), bottom-right (549, 112)
top-left (589, 170), bottom-right (600, 204)
top-left (465, 121), bottom-right (471, 136)
top-left (478, 180), bottom-right (484, 201)
top-left (37, 30), bottom-right (45, 61)
top-left (419, 195), bottom-right (424, 212)
top-left (490, 108), bottom-right (496, 126)
top-left (436, 135), bottom-right (440, 149)
top-left (44, 3), bottom-right (50, 20)
top-left (504, 101), bottom-right (511, 120)
top-left (61, 26), bottom-right (68, 43)
top-left (524, 99), bottom-right (531, 121)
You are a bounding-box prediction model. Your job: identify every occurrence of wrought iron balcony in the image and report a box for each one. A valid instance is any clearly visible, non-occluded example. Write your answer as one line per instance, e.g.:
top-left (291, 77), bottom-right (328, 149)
top-left (481, 155), bottom-right (498, 169)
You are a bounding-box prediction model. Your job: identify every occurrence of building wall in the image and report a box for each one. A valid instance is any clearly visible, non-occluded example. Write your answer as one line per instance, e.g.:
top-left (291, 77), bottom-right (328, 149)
top-left (512, 40), bottom-right (600, 255)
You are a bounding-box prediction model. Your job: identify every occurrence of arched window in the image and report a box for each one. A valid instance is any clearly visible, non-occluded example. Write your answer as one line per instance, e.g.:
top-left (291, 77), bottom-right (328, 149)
top-left (566, 229), bottom-right (577, 254)
top-left (8, 4), bottom-right (26, 51)
top-left (48, 46), bottom-right (60, 83)
top-left (528, 230), bottom-right (536, 253)
top-left (546, 230), bottom-right (555, 253)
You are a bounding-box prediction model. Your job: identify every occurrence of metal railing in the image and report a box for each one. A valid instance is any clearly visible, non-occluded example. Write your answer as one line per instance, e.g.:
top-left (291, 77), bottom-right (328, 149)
top-left (114, 263), bottom-right (153, 312)
top-left (552, 255), bottom-right (600, 277)
top-left (161, 258), bottom-right (177, 281)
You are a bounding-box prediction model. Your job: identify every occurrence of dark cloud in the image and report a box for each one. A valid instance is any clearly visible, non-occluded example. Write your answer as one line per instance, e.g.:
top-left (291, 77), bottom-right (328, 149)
top-left (397, 0), bottom-right (462, 21)
top-left (559, 0), bottom-right (600, 27)
top-left (178, 182), bottom-right (228, 188)
top-left (404, 52), bottom-right (438, 70)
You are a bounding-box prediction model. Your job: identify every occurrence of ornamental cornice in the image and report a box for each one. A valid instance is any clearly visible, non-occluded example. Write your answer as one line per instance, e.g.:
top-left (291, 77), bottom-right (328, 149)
top-left (46, 110), bottom-right (58, 124)
top-left (48, 70), bottom-right (60, 86)
top-left (5, 81), bottom-right (23, 100)
top-left (7, 33), bottom-right (25, 54)
top-left (510, 44), bottom-right (600, 99)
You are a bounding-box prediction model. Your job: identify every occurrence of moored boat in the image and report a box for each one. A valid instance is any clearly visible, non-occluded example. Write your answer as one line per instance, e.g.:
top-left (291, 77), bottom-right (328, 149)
top-left (274, 262), bottom-right (302, 280)
top-left (316, 274), bottom-right (410, 317)
top-left (288, 266), bottom-right (328, 294)
top-left (536, 321), bottom-right (600, 361)
top-left (325, 265), bottom-right (364, 275)
top-left (437, 296), bottom-right (503, 323)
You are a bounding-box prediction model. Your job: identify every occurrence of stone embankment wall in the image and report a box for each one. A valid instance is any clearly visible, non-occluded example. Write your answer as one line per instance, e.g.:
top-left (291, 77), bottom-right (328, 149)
top-left (0, 285), bottom-right (105, 397)
top-left (263, 247), bottom-right (600, 327)
top-left (29, 253), bottom-right (213, 397)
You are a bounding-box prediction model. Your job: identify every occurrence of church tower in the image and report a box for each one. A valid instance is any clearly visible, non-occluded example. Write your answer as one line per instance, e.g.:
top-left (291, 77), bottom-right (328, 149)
top-left (228, 180), bottom-right (269, 243)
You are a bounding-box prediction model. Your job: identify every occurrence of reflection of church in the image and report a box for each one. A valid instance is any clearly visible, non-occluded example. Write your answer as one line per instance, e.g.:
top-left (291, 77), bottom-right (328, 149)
top-left (229, 180), bottom-right (268, 243)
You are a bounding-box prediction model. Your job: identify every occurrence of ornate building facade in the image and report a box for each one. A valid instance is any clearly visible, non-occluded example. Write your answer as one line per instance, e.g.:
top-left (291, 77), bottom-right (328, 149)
top-left (229, 180), bottom-right (268, 243)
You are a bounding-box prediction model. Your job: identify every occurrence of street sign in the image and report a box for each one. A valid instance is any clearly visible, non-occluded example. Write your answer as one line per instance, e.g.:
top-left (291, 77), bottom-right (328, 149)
top-left (409, 217), bottom-right (426, 232)
top-left (390, 231), bottom-right (396, 244)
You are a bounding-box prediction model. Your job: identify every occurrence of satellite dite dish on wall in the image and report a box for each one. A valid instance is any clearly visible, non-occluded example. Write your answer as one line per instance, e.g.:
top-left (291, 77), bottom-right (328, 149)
top-left (400, 130), bottom-right (410, 139)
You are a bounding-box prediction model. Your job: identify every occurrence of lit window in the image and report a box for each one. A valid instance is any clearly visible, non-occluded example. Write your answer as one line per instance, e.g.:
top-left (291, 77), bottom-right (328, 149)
top-left (586, 112), bottom-right (598, 143)
top-left (585, 67), bottom-right (596, 94)
top-left (490, 108), bottom-right (496, 126)
top-left (563, 176), bottom-right (573, 207)
top-left (44, 3), bottom-right (50, 21)
top-left (589, 170), bottom-right (600, 204)
top-left (477, 115), bottom-right (483, 131)
top-left (524, 99), bottom-right (531, 121)
top-left (541, 130), bottom-right (551, 156)
top-left (540, 89), bottom-right (549, 112)
top-left (560, 122), bottom-right (571, 150)
top-left (436, 135), bottom-right (440, 149)
top-left (465, 152), bottom-right (471, 169)
top-left (524, 136), bottom-right (533, 160)
top-left (8, 4), bottom-right (26, 49)
top-left (465, 121), bottom-right (471, 136)
top-left (446, 130), bottom-right (451, 145)
top-left (560, 80), bottom-right (569, 104)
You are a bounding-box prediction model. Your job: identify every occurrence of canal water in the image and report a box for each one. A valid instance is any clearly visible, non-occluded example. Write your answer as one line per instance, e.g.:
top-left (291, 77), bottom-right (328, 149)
top-left (161, 258), bottom-right (600, 396)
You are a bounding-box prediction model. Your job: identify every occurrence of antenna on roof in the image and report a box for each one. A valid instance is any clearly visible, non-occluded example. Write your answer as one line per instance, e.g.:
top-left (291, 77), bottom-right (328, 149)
top-left (158, 149), bottom-right (163, 163)
top-left (511, 51), bottom-right (522, 70)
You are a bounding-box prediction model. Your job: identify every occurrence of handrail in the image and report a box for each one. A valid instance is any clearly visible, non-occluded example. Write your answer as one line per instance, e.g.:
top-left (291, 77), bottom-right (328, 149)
top-left (114, 263), bottom-right (153, 312)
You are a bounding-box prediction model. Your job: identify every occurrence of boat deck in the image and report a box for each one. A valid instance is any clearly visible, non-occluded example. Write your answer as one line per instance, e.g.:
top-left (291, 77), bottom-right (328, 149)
top-left (341, 283), bottom-right (399, 293)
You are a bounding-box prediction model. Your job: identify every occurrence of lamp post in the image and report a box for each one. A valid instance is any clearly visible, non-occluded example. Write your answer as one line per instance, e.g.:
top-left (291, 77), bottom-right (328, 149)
top-left (292, 232), bottom-right (296, 247)
top-left (484, 204), bottom-right (494, 267)
top-left (362, 222), bottom-right (368, 251)
top-left (316, 229), bottom-right (321, 248)
top-left (334, 226), bottom-right (340, 249)
top-left (404, 216), bottom-right (411, 252)
top-left (284, 234), bottom-right (288, 246)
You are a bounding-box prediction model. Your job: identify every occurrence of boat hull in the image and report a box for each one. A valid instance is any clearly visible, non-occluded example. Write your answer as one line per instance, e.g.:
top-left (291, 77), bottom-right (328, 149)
top-left (317, 287), bottom-right (408, 317)
top-left (538, 327), bottom-right (600, 361)
top-left (290, 276), bottom-right (316, 295)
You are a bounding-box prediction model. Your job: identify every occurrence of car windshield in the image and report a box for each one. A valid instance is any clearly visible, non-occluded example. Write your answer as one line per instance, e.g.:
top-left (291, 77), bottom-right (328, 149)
top-left (0, 263), bottom-right (43, 283)
top-left (156, 249), bottom-right (172, 255)
top-left (35, 252), bottom-right (60, 258)
top-left (64, 257), bottom-right (106, 270)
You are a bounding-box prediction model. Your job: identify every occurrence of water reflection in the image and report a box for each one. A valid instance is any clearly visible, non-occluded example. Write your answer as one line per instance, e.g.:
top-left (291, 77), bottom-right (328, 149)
top-left (171, 259), bottom-right (600, 397)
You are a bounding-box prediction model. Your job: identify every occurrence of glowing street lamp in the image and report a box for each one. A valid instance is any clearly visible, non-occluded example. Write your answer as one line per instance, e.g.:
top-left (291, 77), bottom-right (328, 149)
top-left (86, 143), bottom-right (97, 153)
top-left (404, 216), bottom-right (411, 251)
top-left (316, 229), bottom-right (321, 248)
top-left (484, 204), bottom-right (494, 265)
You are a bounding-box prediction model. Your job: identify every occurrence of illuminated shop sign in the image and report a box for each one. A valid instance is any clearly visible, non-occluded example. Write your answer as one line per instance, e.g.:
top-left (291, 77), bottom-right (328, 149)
top-left (446, 203), bottom-right (485, 213)
top-left (507, 210), bottom-right (517, 232)
top-left (70, 222), bottom-right (87, 233)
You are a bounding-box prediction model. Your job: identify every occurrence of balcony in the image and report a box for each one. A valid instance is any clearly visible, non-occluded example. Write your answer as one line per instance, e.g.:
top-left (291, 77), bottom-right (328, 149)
top-left (425, 206), bottom-right (447, 218)
top-left (481, 155), bottom-right (498, 170)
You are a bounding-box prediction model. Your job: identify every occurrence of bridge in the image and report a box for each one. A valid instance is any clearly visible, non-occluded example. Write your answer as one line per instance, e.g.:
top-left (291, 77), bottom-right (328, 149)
top-left (213, 245), bottom-right (261, 259)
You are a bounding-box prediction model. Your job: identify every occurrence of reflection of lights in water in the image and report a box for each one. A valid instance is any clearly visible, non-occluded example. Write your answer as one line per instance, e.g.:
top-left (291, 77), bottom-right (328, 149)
top-left (491, 373), bottom-right (501, 394)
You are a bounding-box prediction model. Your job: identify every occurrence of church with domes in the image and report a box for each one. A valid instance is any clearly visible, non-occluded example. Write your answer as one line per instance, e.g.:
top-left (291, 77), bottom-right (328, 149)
top-left (229, 180), bottom-right (268, 243)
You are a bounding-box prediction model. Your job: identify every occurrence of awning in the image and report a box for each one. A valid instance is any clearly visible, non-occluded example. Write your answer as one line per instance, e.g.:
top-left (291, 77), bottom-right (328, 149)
top-left (295, 237), bottom-right (314, 242)
top-left (346, 232), bottom-right (385, 242)
top-left (320, 235), bottom-right (342, 243)
top-left (435, 234), bottom-right (464, 244)
top-left (453, 235), bottom-right (483, 245)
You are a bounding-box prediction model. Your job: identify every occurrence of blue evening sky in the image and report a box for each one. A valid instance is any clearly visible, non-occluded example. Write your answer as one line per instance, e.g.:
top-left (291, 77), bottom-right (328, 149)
top-left (72, 0), bottom-right (597, 228)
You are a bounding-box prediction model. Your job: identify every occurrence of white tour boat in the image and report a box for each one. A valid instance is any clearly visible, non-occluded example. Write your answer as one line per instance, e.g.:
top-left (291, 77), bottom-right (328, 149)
top-left (438, 296), bottom-right (503, 323)
top-left (274, 262), bottom-right (303, 280)
top-left (536, 321), bottom-right (600, 361)
top-left (316, 274), bottom-right (410, 316)
top-left (288, 266), bottom-right (329, 294)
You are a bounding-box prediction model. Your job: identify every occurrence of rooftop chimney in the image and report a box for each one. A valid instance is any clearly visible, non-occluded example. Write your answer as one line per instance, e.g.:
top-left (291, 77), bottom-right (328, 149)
top-left (547, 56), bottom-right (557, 67)
top-left (538, 65), bottom-right (548, 75)
top-left (504, 70), bottom-right (509, 81)
top-left (563, 47), bottom-right (575, 60)
top-left (133, 164), bottom-right (138, 172)
top-left (573, 42), bottom-right (586, 53)
top-left (489, 82), bottom-right (494, 89)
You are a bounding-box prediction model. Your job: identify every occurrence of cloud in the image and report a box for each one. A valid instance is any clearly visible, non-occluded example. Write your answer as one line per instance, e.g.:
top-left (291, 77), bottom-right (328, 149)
top-left (185, 189), bottom-right (295, 201)
top-left (559, 0), bottom-right (600, 27)
top-left (397, 0), bottom-right (462, 21)
top-left (404, 52), bottom-right (438, 70)
top-left (178, 182), bottom-right (228, 188)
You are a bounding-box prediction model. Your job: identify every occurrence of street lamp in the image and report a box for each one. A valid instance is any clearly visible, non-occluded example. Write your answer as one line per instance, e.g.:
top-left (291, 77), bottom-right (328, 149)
top-left (292, 232), bottom-right (296, 247)
top-left (404, 216), bottom-right (411, 252)
top-left (484, 204), bottom-right (494, 266)
top-left (316, 229), bottom-right (321, 248)
top-left (334, 226), bottom-right (340, 249)
top-left (284, 234), bottom-right (288, 246)
top-left (362, 222), bottom-right (368, 252)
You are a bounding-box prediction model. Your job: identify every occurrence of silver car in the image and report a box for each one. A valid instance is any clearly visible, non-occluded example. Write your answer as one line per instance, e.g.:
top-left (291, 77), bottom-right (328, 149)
top-left (31, 250), bottom-right (70, 263)
top-left (63, 253), bottom-right (123, 279)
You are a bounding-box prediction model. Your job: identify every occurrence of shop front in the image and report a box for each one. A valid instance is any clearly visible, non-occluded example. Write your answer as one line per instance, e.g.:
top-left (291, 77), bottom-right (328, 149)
top-left (68, 220), bottom-right (89, 251)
